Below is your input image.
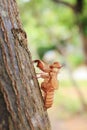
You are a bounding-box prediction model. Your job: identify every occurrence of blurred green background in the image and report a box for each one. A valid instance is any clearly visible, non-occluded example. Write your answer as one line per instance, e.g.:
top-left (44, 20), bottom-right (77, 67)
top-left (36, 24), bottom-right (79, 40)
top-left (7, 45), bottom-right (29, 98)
top-left (17, 0), bottom-right (87, 130)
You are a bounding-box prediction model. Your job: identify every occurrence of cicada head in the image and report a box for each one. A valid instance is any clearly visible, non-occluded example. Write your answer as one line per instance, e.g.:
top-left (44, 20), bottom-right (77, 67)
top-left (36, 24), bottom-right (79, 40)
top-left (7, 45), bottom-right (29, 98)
top-left (50, 62), bottom-right (62, 69)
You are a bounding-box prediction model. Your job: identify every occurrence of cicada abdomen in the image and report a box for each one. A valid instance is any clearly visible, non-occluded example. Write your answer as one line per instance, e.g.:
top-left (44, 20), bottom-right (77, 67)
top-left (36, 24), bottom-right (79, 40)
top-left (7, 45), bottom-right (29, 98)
top-left (44, 90), bottom-right (54, 109)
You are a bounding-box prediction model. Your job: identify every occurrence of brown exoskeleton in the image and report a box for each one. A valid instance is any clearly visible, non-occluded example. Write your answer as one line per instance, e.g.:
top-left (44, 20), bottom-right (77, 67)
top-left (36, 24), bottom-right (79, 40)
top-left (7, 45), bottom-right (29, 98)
top-left (34, 60), bottom-right (62, 109)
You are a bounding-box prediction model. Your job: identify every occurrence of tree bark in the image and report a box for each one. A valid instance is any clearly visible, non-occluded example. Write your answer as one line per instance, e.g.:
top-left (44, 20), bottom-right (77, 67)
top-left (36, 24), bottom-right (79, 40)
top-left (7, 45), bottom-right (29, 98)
top-left (0, 0), bottom-right (51, 130)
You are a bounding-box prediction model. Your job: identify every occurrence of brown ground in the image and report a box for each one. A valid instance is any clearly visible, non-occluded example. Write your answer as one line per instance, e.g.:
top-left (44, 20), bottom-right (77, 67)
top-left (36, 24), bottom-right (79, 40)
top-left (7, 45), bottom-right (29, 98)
top-left (49, 114), bottom-right (87, 130)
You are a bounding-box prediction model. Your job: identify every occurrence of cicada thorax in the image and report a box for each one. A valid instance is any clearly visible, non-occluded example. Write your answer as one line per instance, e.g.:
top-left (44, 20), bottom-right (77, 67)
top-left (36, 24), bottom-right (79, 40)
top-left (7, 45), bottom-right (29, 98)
top-left (41, 75), bottom-right (51, 92)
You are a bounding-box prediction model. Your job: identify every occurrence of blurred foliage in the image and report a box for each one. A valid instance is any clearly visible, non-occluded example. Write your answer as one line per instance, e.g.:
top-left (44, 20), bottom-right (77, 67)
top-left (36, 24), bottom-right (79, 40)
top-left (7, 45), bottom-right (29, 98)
top-left (37, 45), bottom-right (56, 59)
top-left (67, 52), bottom-right (84, 67)
top-left (17, 0), bottom-right (87, 67)
top-left (54, 80), bottom-right (87, 118)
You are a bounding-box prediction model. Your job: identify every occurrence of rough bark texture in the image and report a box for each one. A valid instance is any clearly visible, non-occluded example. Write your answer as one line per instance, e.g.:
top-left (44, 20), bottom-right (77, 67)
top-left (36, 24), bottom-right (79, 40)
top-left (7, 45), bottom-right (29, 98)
top-left (0, 0), bottom-right (51, 130)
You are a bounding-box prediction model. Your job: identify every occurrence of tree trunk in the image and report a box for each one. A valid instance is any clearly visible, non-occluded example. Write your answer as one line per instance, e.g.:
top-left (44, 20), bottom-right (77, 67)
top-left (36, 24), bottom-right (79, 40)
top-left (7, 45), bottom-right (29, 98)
top-left (80, 33), bottom-right (87, 65)
top-left (0, 0), bottom-right (51, 130)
